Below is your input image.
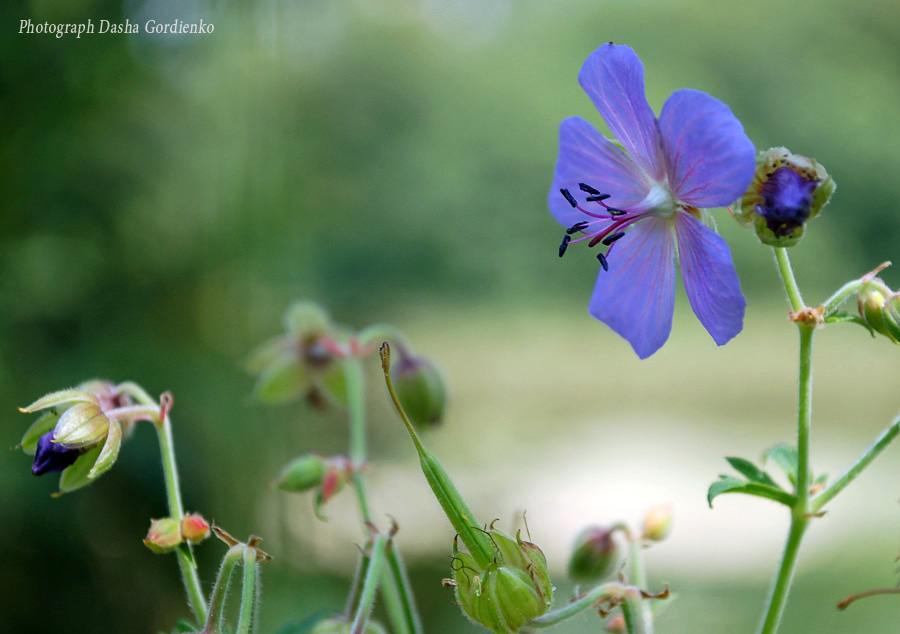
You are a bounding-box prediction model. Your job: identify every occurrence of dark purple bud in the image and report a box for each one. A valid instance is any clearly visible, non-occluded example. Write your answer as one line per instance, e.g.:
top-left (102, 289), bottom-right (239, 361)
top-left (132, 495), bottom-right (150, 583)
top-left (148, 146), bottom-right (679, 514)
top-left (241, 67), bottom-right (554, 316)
top-left (755, 166), bottom-right (818, 237)
top-left (32, 431), bottom-right (82, 476)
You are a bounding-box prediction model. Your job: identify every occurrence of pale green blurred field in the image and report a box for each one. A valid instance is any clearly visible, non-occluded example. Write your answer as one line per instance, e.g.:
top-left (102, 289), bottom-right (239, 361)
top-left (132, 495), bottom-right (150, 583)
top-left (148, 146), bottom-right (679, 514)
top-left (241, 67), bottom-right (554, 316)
top-left (3, 0), bottom-right (900, 632)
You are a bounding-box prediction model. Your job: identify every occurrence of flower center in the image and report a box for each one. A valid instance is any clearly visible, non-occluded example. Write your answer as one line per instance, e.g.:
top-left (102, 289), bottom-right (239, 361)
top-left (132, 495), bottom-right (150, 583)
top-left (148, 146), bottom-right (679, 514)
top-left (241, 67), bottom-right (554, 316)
top-left (556, 183), bottom-right (663, 272)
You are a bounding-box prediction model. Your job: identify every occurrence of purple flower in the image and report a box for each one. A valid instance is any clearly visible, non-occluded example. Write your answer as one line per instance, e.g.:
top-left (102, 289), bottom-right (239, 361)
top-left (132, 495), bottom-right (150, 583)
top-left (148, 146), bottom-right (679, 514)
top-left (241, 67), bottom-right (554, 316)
top-left (549, 44), bottom-right (756, 359)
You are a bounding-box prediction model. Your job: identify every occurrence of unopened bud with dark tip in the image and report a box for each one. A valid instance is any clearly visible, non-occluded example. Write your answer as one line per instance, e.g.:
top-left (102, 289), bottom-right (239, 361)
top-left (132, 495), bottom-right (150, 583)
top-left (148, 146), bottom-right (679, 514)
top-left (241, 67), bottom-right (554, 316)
top-left (391, 353), bottom-right (447, 429)
top-left (735, 147), bottom-right (835, 248)
top-left (642, 504), bottom-right (674, 542)
top-left (144, 517), bottom-right (183, 554)
top-left (32, 431), bottom-right (83, 476)
top-left (568, 526), bottom-right (620, 583)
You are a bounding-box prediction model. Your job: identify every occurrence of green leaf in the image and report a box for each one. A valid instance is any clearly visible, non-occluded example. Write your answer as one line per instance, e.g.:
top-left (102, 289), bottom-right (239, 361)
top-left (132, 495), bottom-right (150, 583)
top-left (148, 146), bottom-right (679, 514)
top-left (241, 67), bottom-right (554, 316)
top-left (708, 476), bottom-right (796, 508)
top-left (825, 312), bottom-right (876, 337)
top-left (725, 457), bottom-right (781, 488)
top-left (761, 444), bottom-right (799, 487)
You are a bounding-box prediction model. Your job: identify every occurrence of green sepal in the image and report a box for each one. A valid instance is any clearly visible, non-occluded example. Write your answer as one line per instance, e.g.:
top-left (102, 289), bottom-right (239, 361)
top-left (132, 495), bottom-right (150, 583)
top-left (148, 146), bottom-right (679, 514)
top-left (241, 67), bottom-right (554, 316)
top-left (19, 388), bottom-right (96, 413)
top-left (55, 446), bottom-right (103, 496)
top-left (253, 361), bottom-right (309, 404)
top-left (317, 362), bottom-right (348, 408)
top-left (707, 476), bottom-right (796, 508)
top-left (177, 542), bottom-right (198, 569)
top-left (53, 402), bottom-right (109, 448)
top-left (825, 312), bottom-right (876, 337)
top-left (725, 457), bottom-right (781, 489)
top-left (173, 618), bottom-right (199, 633)
top-left (18, 410), bottom-right (60, 455)
top-left (283, 301), bottom-right (331, 338)
top-left (88, 419), bottom-right (122, 479)
top-left (761, 444), bottom-right (798, 487)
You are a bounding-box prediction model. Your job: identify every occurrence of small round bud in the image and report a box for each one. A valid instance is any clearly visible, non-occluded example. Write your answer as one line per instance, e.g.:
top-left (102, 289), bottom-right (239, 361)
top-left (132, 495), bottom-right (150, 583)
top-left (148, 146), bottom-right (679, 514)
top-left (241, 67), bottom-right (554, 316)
top-left (144, 517), bottom-right (183, 554)
top-left (568, 526), bottom-right (620, 583)
top-left (181, 513), bottom-right (211, 543)
top-left (606, 614), bottom-right (626, 633)
top-left (271, 455), bottom-right (328, 492)
top-left (391, 354), bottom-right (447, 429)
top-left (858, 284), bottom-right (900, 344)
top-left (642, 504), bottom-right (674, 542)
top-left (735, 147), bottom-right (835, 247)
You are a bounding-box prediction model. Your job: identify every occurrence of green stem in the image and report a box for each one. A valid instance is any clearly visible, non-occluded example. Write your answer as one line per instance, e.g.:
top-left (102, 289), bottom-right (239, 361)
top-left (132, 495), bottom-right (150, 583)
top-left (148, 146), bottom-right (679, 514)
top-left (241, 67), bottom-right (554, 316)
top-left (822, 279), bottom-right (864, 316)
top-left (384, 543), bottom-right (422, 634)
top-left (758, 249), bottom-right (815, 634)
top-left (236, 547), bottom-right (259, 634)
top-left (351, 535), bottom-right (387, 634)
top-left (774, 248), bottom-right (805, 313)
top-left (757, 517), bottom-right (809, 634)
top-left (812, 413), bottom-right (900, 512)
top-left (621, 587), bottom-right (649, 634)
top-left (627, 539), bottom-right (653, 633)
top-left (344, 357), bottom-right (372, 523)
top-left (379, 343), bottom-right (495, 568)
top-left (203, 545), bottom-right (243, 634)
top-left (527, 582), bottom-right (627, 627)
top-left (155, 415), bottom-right (208, 624)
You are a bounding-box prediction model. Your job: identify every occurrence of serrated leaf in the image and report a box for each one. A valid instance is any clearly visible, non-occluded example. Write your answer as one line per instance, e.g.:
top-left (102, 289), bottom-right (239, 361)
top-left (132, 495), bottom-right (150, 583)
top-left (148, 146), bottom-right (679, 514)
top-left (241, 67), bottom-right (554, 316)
top-left (708, 476), bottom-right (796, 508)
top-left (726, 457), bottom-right (781, 488)
top-left (762, 444), bottom-right (799, 487)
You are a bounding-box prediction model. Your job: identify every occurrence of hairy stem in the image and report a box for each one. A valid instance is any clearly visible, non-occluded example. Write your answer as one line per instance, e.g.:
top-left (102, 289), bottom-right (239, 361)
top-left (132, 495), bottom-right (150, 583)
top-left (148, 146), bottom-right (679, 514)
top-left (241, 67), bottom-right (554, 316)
top-left (155, 414), bottom-right (208, 624)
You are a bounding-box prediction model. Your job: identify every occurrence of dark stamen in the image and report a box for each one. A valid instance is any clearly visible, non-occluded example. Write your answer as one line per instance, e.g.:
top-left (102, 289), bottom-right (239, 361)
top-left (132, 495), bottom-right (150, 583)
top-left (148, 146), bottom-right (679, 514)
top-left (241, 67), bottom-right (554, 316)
top-left (560, 188), bottom-right (578, 208)
top-left (579, 183), bottom-right (601, 195)
top-left (558, 234), bottom-right (571, 257)
top-left (566, 221), bottom-right (589, 235)
top-left (602, 231), bottom-right (625, 246)
top-left (588, 234), bottom-right (604, 248)
top-left (596, 252), bottom-right (609, 271)
top-left (586, 194), bottom-right (612, 203)
top-left (606, 207), bottom-right (628, 216)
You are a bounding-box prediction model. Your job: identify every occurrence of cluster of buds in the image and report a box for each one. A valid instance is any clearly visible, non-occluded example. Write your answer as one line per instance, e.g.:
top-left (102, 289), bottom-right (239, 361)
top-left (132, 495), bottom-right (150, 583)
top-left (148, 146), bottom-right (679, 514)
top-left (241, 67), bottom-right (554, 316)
top-left (856, 264), bottom-right (900, 344)
top-left (734, 147), bottom-right (835, 247)
top-left (17, 380), bottom-right (147, 494)
top-left (452, 524), bottom-right (553, 634)
top-left (143, 513), bottom-right (211, 554)
top-left (270, 454), bottom-right (354, 517)
top-left (247, 301), bottom-right (349, 408)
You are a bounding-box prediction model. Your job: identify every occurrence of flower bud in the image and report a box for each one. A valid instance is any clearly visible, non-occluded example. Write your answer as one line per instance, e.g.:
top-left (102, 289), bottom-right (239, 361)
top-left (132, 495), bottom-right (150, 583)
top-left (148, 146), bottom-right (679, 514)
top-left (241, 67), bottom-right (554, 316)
top-left (568, 526), bottom-right (620, 583)
top-left (391, 353), bottom-right (447, 429)
top-left (181, 513), bottom-right (211, 543)
top-left (453, 528), bottom-right (553, 634)
top-left (271, 455), bottom-right (328, 492)
top-left (642, 504), bottom-right (674, 542)
top-left (606, 614), bottom-right (626, 633)
top-left (735, 147), bottom-right (835, 247)
top-left (19, 380), bottom-right (137, 493)
top-left (880, 294), bottom-right (900, 343)
top-left (144, 517), bottom-right (183, 554)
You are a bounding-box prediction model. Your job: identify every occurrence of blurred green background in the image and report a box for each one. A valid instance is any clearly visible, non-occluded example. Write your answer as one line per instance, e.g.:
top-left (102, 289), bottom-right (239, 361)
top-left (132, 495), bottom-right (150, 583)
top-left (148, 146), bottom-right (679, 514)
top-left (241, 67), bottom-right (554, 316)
top-left (3, 0), bottom-right (900, 632)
